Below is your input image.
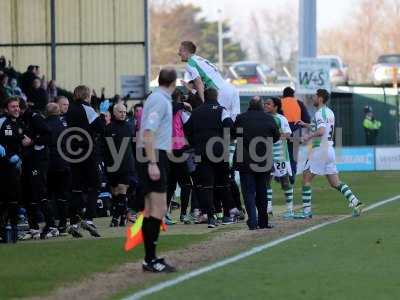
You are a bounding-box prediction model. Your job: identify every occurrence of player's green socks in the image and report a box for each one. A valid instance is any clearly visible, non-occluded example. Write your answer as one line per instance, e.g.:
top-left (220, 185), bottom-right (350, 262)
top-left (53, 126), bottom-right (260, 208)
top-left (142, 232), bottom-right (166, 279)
top-left (337, 183), bottom-right (358, 206)
top-left (302, 186), bottom-right (312, 214)
top-left (267, 188), bottom-right (273, 214)
top-left (284, 187), bottom-right (294, 212)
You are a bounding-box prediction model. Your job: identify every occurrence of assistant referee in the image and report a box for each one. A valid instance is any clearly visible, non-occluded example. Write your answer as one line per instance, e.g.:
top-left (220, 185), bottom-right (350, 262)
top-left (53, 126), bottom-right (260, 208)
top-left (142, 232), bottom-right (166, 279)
top-left (137, 68), bottom-right (177, 273)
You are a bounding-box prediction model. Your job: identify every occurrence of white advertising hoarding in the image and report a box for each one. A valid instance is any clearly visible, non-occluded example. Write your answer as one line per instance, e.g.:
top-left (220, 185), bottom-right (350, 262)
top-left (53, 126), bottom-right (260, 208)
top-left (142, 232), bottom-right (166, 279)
top-left (297, 58), bottom-right (331, 94)
top-left (375, 147), bottom-right (400, 171)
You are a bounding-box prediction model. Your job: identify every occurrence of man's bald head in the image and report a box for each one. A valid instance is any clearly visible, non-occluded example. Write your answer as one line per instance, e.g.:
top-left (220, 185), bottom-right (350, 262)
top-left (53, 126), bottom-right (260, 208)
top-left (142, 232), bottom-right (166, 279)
top-left (113, 103), bottom-right (127, 121)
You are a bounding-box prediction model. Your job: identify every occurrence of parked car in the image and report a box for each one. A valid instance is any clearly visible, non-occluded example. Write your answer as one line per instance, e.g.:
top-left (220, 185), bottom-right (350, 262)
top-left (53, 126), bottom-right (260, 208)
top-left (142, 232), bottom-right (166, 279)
top-left (227, 61), bottom-right (277, 85)
top-left (318, 55), bottom-right (349, 85)
top-left (371, 54), bottom-right (400, 86)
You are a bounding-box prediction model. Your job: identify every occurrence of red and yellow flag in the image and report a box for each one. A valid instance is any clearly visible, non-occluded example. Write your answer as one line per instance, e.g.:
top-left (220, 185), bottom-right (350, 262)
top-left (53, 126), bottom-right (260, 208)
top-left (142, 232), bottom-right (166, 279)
top-left (124, 212), bottom-right (168, 252)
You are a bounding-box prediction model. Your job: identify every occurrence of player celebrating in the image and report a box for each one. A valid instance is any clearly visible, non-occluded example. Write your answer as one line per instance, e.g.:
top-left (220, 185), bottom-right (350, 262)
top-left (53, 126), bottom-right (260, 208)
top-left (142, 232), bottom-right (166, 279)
top-left (295, 89), bottom-right (362, 219)
top-left (264, 97), bottom-right (294, 219)
top-left (178, 41), bottom-right (240, 121)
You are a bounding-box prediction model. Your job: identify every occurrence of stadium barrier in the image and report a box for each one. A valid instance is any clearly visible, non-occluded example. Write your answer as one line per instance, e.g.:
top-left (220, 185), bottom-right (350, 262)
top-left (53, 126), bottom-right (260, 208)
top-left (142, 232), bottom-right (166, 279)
top-left (375, 147), bottom-right (400, 171)
top-left (296, 146), bottom-right (400, 173)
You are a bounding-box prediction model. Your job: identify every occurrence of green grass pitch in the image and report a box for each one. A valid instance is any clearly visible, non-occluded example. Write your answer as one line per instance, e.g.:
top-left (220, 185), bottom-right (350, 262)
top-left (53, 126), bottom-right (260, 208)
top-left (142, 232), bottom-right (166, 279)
top-left (1, 171), bottom-right (399, 299)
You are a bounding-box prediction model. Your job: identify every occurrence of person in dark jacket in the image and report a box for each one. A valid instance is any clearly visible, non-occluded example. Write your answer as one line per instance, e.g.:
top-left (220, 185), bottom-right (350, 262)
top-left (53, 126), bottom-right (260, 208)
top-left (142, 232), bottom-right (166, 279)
top-left (20, 65), bottom-right (39, 95)
top-left (19, 98), bottom-right (57, 239)
top-left (25, 77), bottom-right (49, 111)
top-left (184, 88), bottom-right (235, 228)
top-left (45, 103), bottom-right (70, 235)
top-left (0, 97), bottom-right (26, 243)
top-left (167, 89), bottom-right (193, 224)
top-left (103, 103), bottom-right (134, 227)
top-left (66, 85), bottom-right (105, 238)
top-left (233, 97), bottom-right (280, 230)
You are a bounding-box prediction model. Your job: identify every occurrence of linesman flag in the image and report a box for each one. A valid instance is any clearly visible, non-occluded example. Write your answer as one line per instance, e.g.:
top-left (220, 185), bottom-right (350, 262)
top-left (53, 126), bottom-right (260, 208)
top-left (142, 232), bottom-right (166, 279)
top-left (124, 212), bottom-right (168, 252)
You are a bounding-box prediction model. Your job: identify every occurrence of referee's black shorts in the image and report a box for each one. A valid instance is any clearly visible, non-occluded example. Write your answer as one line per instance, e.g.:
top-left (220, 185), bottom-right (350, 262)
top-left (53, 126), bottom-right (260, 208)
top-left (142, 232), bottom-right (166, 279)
top-left (137, 150), bottom-right (169, 195)
top-left (107, 172), bottom-right (130, 187)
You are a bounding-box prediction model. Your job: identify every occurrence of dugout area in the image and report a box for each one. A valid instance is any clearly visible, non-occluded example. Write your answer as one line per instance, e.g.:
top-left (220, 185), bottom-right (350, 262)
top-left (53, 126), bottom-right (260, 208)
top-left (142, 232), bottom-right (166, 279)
top-left (238, 85), bottom-right (399, 146)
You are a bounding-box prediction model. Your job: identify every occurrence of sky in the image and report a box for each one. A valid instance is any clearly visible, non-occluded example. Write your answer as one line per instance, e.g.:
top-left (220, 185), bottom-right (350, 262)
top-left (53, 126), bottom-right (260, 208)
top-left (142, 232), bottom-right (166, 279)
top-left (182, 0), bottom-right (360, 31)
top-left (181, 0), bottom-right (361, 60)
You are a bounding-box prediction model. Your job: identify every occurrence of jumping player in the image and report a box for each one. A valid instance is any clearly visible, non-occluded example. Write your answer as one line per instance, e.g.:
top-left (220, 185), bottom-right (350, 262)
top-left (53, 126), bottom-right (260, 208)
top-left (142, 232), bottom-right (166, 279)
top-left (178, 41), bottom-right (240, 121)
top-left (295, 89), bottom-right (363, 218)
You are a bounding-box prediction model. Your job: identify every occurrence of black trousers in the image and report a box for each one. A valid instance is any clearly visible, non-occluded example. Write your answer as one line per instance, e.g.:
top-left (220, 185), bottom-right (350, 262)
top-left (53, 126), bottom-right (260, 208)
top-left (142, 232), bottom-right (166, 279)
top-left (240, 172), bottom-right (269, 229)
top-left (22, 156), bottom-right (55, 229)
top-left (48, 169), bottom-right (70, 227)
top-left (167, 150), bottom-right (192, 216)
top-left (0, 161), bottom-right (20, 227)
top-left (69, 157), bottom-right (100, 224)
top-left (193, 158), bottom-right (234, 218)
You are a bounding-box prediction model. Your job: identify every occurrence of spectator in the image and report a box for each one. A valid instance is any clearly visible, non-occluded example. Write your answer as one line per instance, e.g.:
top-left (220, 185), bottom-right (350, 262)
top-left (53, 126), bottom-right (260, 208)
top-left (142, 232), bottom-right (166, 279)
top-left (55, 96), bottom-right (69, 127)
top-left (20, 65), bottom-right (38, 95)
top-left (0, 56), bottom-right (6, 73)
top-left (363, 106), bottom-right (381, 145)
top-left (26, 77), bottom-right (48, 112)
top-left (281, 87), bottom-right (310, 184)
top-left (47, 80), bottom-right (58, 102)
top-left (91, 87), bottom-right (105, 111)
top-left (0, 73), bottom-right (11, 107)
top-left (0, 56), bottom-right (17, 80)
top-left (8, 78), bottom-right (26, 100)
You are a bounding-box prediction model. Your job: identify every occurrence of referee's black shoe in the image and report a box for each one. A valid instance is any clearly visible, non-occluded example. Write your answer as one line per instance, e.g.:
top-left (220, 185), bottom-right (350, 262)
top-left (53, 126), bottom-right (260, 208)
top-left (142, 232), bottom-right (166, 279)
top-left (142, 258), bottom-right (177, 273)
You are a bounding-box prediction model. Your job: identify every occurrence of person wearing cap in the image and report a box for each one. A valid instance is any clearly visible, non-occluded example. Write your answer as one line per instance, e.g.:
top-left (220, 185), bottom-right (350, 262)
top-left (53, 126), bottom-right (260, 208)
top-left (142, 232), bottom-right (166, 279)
top-left (363, 106), bottom-right (381, 145)
top-left (281, 87), bottom-right (310, 184)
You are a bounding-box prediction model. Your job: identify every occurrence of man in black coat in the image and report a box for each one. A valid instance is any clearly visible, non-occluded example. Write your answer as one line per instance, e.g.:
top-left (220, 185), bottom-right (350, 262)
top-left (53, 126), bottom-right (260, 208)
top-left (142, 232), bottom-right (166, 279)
top-left (233, 97), bottom-right (280, 230)
top-left (19, 98), bottom-right (57, 239)
top-left (46, 103), bottom-right (70, 235)
top-left (184, 88), bottom-right (236, 228)
top-left (66, 85), bottom-right (105, 238)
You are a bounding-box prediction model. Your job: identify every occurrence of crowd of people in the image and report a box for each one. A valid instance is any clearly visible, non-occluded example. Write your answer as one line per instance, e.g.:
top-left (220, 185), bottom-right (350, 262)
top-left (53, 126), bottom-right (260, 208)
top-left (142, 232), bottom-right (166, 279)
top-left (0, 41), bottom-right (363, 273)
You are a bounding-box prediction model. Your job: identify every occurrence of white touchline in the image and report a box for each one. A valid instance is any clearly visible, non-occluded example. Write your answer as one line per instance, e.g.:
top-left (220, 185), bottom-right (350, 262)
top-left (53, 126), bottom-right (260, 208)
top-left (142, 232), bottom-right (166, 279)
top-left (123, 194), bottom-right (400, 300)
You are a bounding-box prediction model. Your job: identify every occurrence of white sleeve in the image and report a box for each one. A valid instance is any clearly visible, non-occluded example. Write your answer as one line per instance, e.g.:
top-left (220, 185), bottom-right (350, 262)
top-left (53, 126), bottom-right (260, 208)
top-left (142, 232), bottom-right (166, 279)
top-left (231, 90), bottom-right (241, 121)
top-left (185, 64), bottom-right (200, 82)
top-left (282, 117), bottom-right (292, 134)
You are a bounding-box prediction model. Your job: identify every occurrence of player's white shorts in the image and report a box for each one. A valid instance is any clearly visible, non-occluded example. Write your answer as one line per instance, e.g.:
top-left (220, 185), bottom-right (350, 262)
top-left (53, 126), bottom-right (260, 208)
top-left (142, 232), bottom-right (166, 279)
top-left (218, 84), bottom-right (240, 120)
top-left (273, 160), bottom-right (292, 178)
top-left (304, 146), bottom-right (338, 176)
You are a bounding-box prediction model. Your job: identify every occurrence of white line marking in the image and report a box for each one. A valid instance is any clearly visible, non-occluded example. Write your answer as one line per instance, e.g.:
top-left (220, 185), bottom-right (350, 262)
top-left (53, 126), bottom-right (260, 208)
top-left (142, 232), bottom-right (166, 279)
top-left (124, 195), bottom-right (400, 300)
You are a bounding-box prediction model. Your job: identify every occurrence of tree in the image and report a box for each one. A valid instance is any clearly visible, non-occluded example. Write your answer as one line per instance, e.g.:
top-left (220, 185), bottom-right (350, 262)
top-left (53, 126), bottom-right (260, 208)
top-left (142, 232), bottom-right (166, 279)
top-left (150, 1), bottom-right (247, 77)
top-left (318, 0), bottom-right (400, 82)
top-left (197, 21), bottom-right (247, 64)
top-left (245, 1), bottom-right (298, 75)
